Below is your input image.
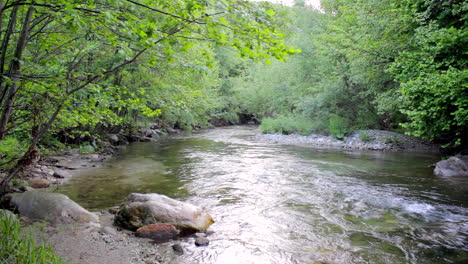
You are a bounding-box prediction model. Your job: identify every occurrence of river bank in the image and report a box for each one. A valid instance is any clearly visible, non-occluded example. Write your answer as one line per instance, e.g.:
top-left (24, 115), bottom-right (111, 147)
top-left (256, 129), bottom-right (440, 153)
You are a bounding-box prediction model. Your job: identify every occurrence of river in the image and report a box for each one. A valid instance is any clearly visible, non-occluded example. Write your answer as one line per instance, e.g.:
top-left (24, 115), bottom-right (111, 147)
top-left (57, 126), bottom-right (468, 264)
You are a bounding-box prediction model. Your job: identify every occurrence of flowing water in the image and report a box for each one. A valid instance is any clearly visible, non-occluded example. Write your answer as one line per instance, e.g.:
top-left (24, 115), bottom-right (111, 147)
top-left (57, 126), bottom-right (468, 264)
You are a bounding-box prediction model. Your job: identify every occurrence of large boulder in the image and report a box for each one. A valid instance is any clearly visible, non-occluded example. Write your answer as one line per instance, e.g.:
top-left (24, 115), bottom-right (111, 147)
top-left (9, 192), bottom-right (99, 225)
top-left (114, 193), bottom-right (214, 231)
top-left (434, 156), bottom-right (468, 177)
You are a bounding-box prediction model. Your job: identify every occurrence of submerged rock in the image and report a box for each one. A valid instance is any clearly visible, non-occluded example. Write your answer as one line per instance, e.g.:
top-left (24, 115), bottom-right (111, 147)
top-left (9, 192), bottom-right (99, 225)
top-left (136, 223), bottom-right (179, 242)
top-left (114, 193), bottom-right (214, 231)
top-left (434, 156), bottom-right (468, 177)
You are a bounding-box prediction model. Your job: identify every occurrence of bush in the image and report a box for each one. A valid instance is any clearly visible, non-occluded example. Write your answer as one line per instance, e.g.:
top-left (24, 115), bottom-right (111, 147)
top-left (328, 114), bottom-right (349, 140)
top-left (0, 212), bottom-right (63, 264)
top-left (260, 116), bottom-right (315, 135)
top-left (359, 132), bottom-right (371, 142)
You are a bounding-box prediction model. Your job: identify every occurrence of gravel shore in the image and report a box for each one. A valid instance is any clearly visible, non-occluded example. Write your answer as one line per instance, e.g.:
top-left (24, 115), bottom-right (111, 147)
top-left (256, 129), bottom-right (440, 153)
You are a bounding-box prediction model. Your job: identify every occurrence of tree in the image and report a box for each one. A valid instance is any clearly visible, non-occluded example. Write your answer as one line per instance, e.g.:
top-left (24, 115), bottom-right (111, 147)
top-left (0, 0), bottom-right (297, 194)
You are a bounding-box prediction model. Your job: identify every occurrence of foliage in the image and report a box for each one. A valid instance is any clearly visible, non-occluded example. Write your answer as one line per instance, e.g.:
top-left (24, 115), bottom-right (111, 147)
top-left (328, 114), bottom-right (349, 140)
top-left (260, 115), bottom-right (316, 135)
top-left (0, 212), bottom-right (63, 264)
top-left (0, 137), bottom-right (26, 169)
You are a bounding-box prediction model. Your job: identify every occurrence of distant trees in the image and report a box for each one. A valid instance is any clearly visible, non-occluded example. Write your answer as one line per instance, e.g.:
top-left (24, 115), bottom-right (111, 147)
top-left (227, 0), bottom-right (466, 150)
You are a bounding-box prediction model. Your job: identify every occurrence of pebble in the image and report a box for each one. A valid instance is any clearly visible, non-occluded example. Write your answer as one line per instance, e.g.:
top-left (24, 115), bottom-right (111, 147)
top-left (172, 243), bottom-right (184, 254)
top-left (194, 237), bottom-right (209, 246)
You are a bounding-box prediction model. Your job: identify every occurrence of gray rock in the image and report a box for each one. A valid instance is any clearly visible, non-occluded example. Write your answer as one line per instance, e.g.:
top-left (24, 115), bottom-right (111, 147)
top-left (195, 237), bottom-right (209, 246)
top-left (434, 156), bottom-right (468, 177)
top-left (53, 169), bottom-right (72, 178)
top-left (9, 192), bottom-right (99, 225)
top-left (114, 193), bottom-right (214, 231)
top-left (139, 128), bottom-right (154, 137)
top-left (109, 134), bottom-right (120, 144)
top-left (28, 178), bottom-right (50, 188)
top-left (0, 209), bottom-right (17, 221)
top-left (172, 243), bottom-right (184, 254)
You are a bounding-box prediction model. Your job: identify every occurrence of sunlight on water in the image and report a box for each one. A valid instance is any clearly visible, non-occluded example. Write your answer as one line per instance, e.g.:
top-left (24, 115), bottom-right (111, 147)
top-left (58, 126), bottom-right (468, 264)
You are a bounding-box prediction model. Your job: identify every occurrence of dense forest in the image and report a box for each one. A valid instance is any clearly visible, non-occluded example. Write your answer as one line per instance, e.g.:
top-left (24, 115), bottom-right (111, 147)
top-left (0, 0), bottom-right (466, 190)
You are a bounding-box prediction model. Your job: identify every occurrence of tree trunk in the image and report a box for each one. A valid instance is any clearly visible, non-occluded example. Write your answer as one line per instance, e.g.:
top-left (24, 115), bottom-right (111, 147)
top-left (0, 6), bottom-right (34, 140)
top-left (0, 5), bottom-right (19, 104)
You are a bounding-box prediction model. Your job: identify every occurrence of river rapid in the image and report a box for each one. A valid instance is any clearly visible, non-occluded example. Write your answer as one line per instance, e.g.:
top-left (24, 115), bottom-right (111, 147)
top-left (58, 126), bottom-right (468, 264)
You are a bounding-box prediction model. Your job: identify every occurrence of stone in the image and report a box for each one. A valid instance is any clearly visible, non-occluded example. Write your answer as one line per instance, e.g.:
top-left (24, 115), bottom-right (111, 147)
top-left (28, 178), bottom-right (50, 188)
top-left (194, 237), bottom-right (209, 247)
top-left (9, 192), bottom-right (99, 225)
top-left (139, 128), bottom-right (154, 137)
top-left (114, 193), bottom-right (214, 231)
top-left (434, 156), bottom-right (468, 177)
top-left (138, 136), bottom-right (152, 142)
top-left (0, 209), bottom-right (17, 221)
top-left (136, 223), bottom-right (179, 242)
top-left (53, 169), bottom-right (72, 179)
top-left (172, 243), bottom-right (184, 254)
top-left (109, 134), bottom-right (120, 144)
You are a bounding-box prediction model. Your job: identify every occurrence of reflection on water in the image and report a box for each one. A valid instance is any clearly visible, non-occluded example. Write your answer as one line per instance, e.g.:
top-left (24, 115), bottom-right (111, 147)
top-left (57, 126), bottom-right (468, 264)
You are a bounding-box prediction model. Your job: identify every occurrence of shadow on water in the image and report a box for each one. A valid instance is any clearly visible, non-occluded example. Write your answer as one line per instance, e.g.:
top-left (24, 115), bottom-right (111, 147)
top-left (57, 126), bottom-right (468, 264)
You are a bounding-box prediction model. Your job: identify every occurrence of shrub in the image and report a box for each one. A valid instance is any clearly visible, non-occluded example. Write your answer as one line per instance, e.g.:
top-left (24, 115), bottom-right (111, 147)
top-left (359, 132), bottom-right (371, 142)
top-left (384, 136), bottom-right (399, 144)
top-left (0, 212), bottom-right (63, 264)
top-left (260, 116), bottom-right (315, 135)
top-left (328, 114), bottom-right (349, 140)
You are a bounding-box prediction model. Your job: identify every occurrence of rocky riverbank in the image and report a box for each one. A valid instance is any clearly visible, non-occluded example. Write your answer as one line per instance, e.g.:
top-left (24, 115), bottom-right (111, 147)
top-left (2, 191), bottom-right (214, 264)
top-left (256, 129), bottom-right (440, 153)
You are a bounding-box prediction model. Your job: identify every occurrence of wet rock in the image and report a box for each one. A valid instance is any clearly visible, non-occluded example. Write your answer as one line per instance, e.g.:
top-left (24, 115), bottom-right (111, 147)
top-left (53, 169), bottom-right (72, 179)
top-left (172, 243), bottom-right (184, 254)
top-left (28, 178), bottom-right (50, 188)
top-left (194, 237), bottom-right (209, 246)
top-left (136, 223), bottom-right (179, 242)
top-left (114, 193), bottom-right (214, 231)
top-left (434, 156), bottom-right (468, 177)
top-left (9, 192), bottom-right (99, 225)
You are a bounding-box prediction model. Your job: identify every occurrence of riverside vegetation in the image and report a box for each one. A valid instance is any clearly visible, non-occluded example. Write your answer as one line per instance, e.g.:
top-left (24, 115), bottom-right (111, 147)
top-left (0, 0), bottom-right (466, 262)
top-left (0, 0), bottom-right (466, 191)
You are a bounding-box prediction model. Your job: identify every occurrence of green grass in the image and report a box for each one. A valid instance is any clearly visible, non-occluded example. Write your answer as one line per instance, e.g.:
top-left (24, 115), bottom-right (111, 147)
top-left (0, 212), bottom-right (63, 264)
